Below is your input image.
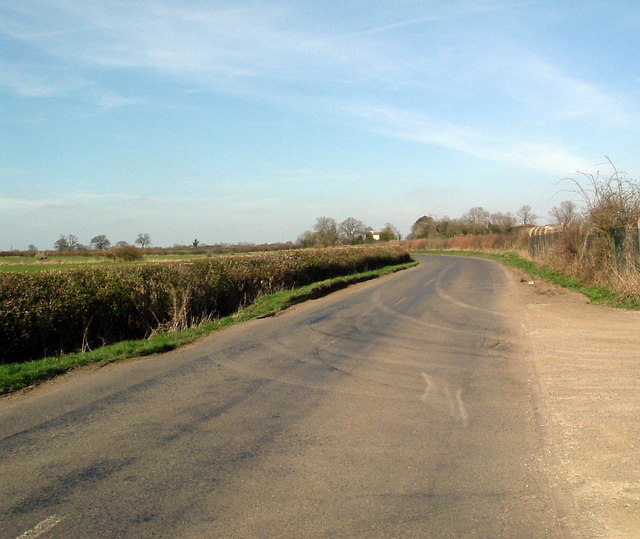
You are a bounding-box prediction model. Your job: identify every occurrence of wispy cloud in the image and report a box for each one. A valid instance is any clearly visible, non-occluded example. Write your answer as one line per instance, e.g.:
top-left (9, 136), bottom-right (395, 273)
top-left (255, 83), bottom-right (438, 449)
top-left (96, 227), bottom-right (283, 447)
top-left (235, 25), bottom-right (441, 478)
top-left (347, 0), bottom-right (546, 36)
top-left (89, 90), bottom-right (144, 110)
top-left (0, 1), bottom-right (412, 90)
top-left (0, 193), bottom-right (145, 212)
top-left (474, 45), bottom-right (632, 126)
top-left (1, 0), bottom-right (630, 129)
top-left (346, 103), bottom-right (592, 174)
top-left (0, 59), bottom-right (142, 112)
top-left (0, 61), bottom-right (86, 97)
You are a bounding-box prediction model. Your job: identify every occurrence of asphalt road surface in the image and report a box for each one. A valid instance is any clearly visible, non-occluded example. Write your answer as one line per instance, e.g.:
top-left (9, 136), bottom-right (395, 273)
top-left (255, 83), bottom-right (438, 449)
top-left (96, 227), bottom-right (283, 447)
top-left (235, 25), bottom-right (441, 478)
top-left (0, 255), bottom-right (563, 538)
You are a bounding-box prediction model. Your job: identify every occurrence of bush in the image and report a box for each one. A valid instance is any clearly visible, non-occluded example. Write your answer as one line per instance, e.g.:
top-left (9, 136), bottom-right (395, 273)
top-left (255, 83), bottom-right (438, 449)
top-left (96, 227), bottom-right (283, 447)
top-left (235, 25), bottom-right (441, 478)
top-left (0, 246), bottom-right (410, 364)
top-left (110, 245), bottom-right (144, 261)
top-left (568, 157), bottom-right (640, 236)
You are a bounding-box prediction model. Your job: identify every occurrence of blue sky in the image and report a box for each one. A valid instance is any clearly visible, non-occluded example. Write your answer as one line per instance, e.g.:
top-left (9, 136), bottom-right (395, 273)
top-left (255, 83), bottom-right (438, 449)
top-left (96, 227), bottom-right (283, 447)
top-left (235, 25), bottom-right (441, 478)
top-left (1, 0), bottom-right (639, 249)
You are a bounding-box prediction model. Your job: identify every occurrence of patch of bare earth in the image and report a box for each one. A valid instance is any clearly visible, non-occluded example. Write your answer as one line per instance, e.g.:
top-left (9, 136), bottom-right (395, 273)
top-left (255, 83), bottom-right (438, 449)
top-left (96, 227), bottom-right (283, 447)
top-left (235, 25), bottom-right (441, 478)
top-left (510, 270), bottom-right (640, 538)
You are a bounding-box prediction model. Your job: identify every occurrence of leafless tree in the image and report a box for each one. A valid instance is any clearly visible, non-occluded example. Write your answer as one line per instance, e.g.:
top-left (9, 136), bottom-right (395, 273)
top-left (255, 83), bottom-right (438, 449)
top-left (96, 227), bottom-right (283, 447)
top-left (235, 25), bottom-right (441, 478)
top-left (338, 217), bottom-right (368, 244)
top-left (463, 207), bottom-right (491, 228)
top-left (565, 157), bottom-right (640, 235)
top-left (296, 230), bottom-right (317, 248)
top-left (516, 205), bottom-right (538, 226)
top-left (379, 222), bottom-right (401, 241)
top-left (54, 234), bottom-right (82, 251)
top-left (549, 201), bottom-right (580, 229)
top-left (54, 235), bottom-right (69, 251)
top-left (489, 212), bottom-right (515, 232)
top-left (313, 217), bottom-right (339, 247)
top-left (135, 233), bottom-right (152, 248)
top-left (90, 235), bottom-right (111, 250)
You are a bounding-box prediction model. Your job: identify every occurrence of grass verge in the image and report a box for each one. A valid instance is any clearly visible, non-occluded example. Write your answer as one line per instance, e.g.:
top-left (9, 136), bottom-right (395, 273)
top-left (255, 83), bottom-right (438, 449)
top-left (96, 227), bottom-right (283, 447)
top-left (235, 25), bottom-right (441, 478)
top-left (0, 260), bottom-right (417, 395)
top-left (414, 250), bottom-right (640, 310)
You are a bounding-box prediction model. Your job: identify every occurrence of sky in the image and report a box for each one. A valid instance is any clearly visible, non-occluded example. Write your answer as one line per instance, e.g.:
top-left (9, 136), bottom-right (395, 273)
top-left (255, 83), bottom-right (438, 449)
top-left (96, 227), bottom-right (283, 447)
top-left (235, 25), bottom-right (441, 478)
top-left (1, 0), bottom-right (639, 250)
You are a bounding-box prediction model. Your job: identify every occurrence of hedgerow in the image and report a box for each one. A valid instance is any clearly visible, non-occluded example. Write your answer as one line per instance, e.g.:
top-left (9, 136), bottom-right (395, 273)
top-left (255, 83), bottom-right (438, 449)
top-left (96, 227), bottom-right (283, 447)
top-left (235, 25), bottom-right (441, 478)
top-left (0, 246), bottom-right (410, 364)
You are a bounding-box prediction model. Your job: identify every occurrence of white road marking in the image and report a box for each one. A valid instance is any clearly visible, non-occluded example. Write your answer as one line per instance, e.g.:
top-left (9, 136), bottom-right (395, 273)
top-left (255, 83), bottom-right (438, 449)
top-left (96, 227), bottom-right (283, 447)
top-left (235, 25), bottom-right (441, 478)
top-left (420, 372), bottom-right (433, 402)
top-left (17, 515), bottom-right (64, 538)
top-left (434, 279), bottom-right (507, 317)
top-left (443, 385), bottom-right (456, 418)
top-left (393, 296), bottom-right (409, 307)
top-left (421, 372), bottom-right (469, 427)
top-left (456, 388), bottom-right (470, 428)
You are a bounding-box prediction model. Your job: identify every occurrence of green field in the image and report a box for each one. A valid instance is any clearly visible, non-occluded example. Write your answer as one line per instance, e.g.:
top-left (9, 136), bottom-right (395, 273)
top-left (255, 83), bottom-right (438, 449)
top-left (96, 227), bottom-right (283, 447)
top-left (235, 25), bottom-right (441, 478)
top-left (0, 253), bottom-right (209, 273)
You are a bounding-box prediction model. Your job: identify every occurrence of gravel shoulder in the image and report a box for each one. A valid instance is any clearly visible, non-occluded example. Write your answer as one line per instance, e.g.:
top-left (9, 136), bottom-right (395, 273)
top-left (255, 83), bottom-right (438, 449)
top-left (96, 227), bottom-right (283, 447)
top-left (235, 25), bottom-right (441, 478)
top-left (511, 270), bottom-right (640, 538)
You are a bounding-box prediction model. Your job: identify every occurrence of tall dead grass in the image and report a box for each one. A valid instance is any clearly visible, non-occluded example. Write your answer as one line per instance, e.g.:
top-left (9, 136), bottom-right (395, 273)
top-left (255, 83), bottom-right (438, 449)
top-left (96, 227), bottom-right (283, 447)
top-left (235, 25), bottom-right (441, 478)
top-left (406, 225), bottom-right (640, 300)
top-left (537, 225), bottom-right (640, 298)
top-left (404, 232), bottom-right (524, 252)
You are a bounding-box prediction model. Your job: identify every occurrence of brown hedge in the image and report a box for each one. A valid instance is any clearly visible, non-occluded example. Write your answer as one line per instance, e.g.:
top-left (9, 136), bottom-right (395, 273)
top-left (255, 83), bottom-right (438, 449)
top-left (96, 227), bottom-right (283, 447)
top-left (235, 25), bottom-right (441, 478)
top-left (0, 246), bottom-right (410, 364)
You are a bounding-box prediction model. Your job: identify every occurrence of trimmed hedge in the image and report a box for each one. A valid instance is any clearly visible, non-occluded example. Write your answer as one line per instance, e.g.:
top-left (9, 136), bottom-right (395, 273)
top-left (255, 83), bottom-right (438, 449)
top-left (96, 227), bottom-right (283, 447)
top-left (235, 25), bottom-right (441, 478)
top-left (0, 246), bottom-right (410, 364)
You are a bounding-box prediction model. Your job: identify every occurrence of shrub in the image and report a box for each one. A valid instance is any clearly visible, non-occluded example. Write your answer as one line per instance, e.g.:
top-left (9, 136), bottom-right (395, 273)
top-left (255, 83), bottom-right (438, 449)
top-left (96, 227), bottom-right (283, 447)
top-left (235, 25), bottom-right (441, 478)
top-left (0, 246), bottom-right (410, 364)
top-left (567, 157), bottom-right (640, 236)
top-left (110, 245), bottom-right (144, 261)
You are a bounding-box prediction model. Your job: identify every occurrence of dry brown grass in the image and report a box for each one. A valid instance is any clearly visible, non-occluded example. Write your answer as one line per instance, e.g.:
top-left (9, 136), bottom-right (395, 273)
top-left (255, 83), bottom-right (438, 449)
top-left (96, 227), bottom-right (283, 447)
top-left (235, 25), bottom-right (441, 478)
top-left (524, 225), bottom-right (640, 298)
top-left (407, 226), bottom-right (640, 301)
top-left (404, 232), bottom-right (523, 252)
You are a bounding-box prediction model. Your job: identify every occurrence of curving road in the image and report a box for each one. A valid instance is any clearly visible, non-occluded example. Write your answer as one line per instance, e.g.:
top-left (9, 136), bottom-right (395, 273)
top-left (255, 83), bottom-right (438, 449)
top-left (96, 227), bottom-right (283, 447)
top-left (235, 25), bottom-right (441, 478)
top-left (0, 255), bottom-right (563, 538)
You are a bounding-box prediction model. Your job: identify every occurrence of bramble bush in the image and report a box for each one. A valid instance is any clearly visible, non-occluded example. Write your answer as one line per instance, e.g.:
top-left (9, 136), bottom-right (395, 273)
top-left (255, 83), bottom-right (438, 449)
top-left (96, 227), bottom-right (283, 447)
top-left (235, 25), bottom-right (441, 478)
top-left (0, 246), bottom-right (410, 364)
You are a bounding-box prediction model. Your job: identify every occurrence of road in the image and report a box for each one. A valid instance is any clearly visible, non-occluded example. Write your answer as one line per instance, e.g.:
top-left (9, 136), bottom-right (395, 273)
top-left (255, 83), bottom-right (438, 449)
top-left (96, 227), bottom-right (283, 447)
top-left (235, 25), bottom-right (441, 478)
top-left (0, 255), bottom-right (563, 538)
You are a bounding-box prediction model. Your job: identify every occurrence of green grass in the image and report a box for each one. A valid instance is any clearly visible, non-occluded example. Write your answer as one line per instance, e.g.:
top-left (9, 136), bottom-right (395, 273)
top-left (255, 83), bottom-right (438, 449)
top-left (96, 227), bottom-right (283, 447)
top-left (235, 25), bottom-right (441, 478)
top-left (0, 259), bottom-right (417, 395)
top-left (0, 254), bottom-right (214, 273)
top-left (414, 250), bottom-right (640, 310)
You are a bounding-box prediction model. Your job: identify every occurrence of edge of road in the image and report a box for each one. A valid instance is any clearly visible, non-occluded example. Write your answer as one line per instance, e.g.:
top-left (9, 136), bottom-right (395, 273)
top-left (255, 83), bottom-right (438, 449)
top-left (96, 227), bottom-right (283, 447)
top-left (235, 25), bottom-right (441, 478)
top-left (0, 259), bottom-right (419, 397)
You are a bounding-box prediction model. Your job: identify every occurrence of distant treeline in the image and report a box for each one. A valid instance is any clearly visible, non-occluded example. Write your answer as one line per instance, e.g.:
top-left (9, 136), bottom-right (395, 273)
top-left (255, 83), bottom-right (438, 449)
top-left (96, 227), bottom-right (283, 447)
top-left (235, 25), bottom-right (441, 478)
top-left (0, 242), bottom-right (298, 258)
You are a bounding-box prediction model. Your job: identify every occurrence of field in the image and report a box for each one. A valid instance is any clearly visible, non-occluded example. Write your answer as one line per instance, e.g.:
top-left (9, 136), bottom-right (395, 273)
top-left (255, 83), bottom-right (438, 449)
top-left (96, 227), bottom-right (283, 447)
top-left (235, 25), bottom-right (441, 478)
top-left (0, 253), bottom-right (211, 273)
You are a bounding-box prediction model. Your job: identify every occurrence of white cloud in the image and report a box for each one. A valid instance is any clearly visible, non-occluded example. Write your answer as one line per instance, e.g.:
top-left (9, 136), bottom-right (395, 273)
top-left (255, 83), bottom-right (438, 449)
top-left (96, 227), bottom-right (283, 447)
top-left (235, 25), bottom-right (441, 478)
top-left (2, 0), bottom-right (632, 130)
top-left (346, 103), bottom-right (592, 175)
top-left (0, 193), bottom-right (143, 212)
top-left (0, 61), bottom-right (86, 97)
top-left (484, 47), bottom-right (632, 126)
top-left (348, 0), bottom-right (545, 36)
top-left (0, 1), bottom-right (412, 90)
top-left (90, 90), bottom-right (144, 110)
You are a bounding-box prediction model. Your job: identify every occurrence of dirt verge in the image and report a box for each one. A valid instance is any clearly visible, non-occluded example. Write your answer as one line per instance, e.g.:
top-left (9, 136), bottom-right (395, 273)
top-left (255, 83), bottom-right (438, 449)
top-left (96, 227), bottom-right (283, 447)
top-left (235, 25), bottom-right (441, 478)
top-left (510, 268), bottom-right (640, 538)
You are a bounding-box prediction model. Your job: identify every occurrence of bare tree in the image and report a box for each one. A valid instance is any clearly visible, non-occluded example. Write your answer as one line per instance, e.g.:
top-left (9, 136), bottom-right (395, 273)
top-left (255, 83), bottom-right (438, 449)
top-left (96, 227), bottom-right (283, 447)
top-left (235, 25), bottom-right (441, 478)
top-left (549, 201), bottom-right (580, 229)
top-left (90, 235), bottom-right (111, 250)
top-left (67, 234), bottom-right (82, 250)
top-left (54, 235), bottom-right (69, 251)
top-left (338, 217), bottom-right (368, 244)
top-left (460, 207), bottom-right (491, 234)
top-left (379, 222), bottom-right (401, 241)
top-left (296, 230), bottom-right (317, 248)
top-left (489, 212), bottom-right (515, 232)
top-left (464, 207), bottom-right (490, 227)
top-left (516, 205), bottom-right (538, 226)
top-left (313, 217), bottom-right (339, 247)
top-left (54, 234), bottom-right (82, 251)
top-left (565, 157), bottom-right (640, 235)
top-left (135, 233), bottom-right (152, 248)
